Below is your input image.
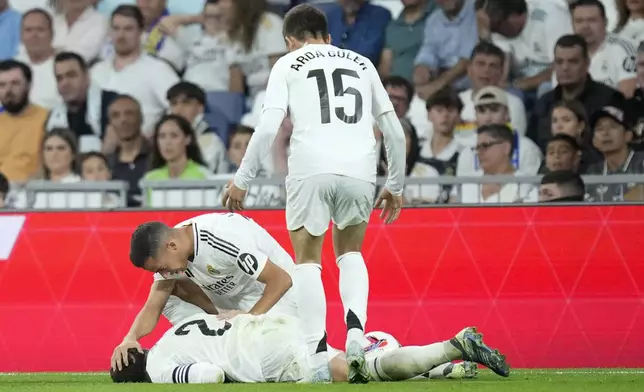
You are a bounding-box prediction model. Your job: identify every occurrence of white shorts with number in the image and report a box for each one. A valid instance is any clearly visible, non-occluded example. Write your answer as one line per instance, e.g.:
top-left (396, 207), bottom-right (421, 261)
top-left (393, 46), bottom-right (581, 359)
top-left (286, 174), bottom-right (375, 236)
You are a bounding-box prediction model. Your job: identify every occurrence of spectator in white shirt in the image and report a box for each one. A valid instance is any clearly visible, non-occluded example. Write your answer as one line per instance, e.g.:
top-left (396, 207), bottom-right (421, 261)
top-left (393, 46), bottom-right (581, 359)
top-left (420, 87), bottom-right (464, 163)
top-left (477, 0), bottom-right (573, 95)
top-left (53, 0), bottom-right (108, 63)
top-left (460, 41), bottom-right (527, 136)
top-left (456, 86), bottom-right (543, 176)
top-left (454, 124), bottom-right (534, 203)
top-left (91, 5), bottom-right (179, 143)
top-left (614, 0), bottom-right (644, 44)
top-left (78, 151), bottom-right (121, 207)
top-left (15, 8), bottom-right (60, 109)
top-left (570, 0), bottom-right (637, 97)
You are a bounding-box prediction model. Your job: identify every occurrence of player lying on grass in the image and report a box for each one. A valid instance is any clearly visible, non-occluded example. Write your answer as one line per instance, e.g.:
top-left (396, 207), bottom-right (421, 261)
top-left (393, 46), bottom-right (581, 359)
top-left (110, 313), bottom-right (510, 384)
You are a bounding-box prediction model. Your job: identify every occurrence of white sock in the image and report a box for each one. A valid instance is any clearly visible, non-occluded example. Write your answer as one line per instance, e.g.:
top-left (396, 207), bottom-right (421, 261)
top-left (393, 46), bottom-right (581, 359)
top-left (368, 343), bottom-right (458, 381)
top-left (293, 263), bottom-right (328, 371)
top-left (426, 362), bottom-right (453, 379)
top-left (337, 252), bottom-right (369, 349)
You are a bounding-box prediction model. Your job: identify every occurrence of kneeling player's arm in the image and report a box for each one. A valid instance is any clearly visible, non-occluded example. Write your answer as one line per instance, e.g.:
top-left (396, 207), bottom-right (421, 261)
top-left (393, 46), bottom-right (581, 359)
top-left (376, 111), bottom-right (407, 195)
top-left (149, 363), bottom-right (226, 384)
top-left (173, 279), bottom-right (218, 315)
top-left (249, 259), bottom-right (293, 315)
top-left (125, 280), bottom-right (175, 340)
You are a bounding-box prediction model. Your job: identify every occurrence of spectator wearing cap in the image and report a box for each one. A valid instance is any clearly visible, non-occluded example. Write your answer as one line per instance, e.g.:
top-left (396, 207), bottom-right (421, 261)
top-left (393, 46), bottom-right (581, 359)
top-left (47, 52), bottom-right (118, 152)
top-left (0, 0), bottom-right (21, 60)
top-left (15, 8), bottom-right (61, 109)
top-left (456, 86), bottom-right (542, 176)
top-left (537, 170), bottom-right (586, 202)
top-left (413, 0), bottom-right (477, 99)
top-left (530, 34), bottom-right (624, 153)
top-left (166, 81), bottom-right (226, 174)
top-left (567, 0), bottom-right (637, 97)
top-left (0, 171), bottom-right (8, 208)
top-left (92, 5), bottom-right (179, 140)
top-left (624, 41), bottom-right (644, 150)
top-left (324, 0), bottom-right (391, 66)
top-left (541, 134), bottom-right (582, 173)
top-left (53, 0), bottom-right (108, 63)
top-left (379, 0), bottom-right (436, 82)
top-left (452, 123), bottom-right (534, 203)
top-left (459, 41), bottom-right (527, 135)
top-left (476, 0), bottom-right (572, 97)
top-left (0, 60), bottom-right (49, 182)
top-left (585, 105), bottom-right (644, 201)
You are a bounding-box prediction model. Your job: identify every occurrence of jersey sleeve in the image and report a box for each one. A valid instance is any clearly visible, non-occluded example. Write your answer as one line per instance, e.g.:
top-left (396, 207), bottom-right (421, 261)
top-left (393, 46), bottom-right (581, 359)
top-left (203, 227), bottom-right (269, 280)
top-left (367, 60), bottom-right (394, 118)
top-left (261, 57), bottom-right (289, 113)
top-left (148, 363), bottom-right (225, 383)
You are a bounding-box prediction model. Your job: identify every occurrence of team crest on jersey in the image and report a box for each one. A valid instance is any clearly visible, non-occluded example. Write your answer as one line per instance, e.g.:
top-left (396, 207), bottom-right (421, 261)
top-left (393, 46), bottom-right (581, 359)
top-left (363, 336), bottom-right (388, 353)
top-left (207, 264), bottom-right (220, 275)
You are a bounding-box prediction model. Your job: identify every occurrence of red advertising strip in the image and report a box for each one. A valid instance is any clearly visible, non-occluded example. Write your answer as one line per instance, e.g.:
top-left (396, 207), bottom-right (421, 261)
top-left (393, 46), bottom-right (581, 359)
top-left (0, 207), bottom-right (642, 371)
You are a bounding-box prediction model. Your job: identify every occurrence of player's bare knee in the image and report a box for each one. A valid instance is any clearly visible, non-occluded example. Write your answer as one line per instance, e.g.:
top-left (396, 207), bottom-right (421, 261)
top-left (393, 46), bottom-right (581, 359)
top-left (332, 223), bottom-right (366, 255)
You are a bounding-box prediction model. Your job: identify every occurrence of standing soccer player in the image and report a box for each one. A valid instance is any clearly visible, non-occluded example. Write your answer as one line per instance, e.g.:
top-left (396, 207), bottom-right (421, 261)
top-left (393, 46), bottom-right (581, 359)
top-left (222, 4), bottom-right (407, 384)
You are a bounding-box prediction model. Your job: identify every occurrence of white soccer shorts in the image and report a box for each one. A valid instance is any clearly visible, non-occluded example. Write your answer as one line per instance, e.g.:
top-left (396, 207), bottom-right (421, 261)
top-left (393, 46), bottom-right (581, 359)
top-left (285, 174), bottom-right (375, 236)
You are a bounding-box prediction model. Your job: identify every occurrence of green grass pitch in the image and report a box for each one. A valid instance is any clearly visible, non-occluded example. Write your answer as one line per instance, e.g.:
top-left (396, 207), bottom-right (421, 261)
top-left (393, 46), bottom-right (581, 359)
top-left (1, 370), bottom-right (643, 392)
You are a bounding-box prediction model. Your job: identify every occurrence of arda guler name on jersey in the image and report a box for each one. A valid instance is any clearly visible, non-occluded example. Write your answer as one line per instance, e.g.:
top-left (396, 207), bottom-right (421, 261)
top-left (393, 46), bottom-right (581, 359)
top-left (290, 49), bottom-right (368, 71)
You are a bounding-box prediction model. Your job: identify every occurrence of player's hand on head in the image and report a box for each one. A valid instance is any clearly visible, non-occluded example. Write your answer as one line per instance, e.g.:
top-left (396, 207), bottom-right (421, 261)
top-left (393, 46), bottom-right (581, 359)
top-left (221, 180), bottom-right (247, 212)
top-left (111, 339), bottom-right (143, 371)
top-left (375, 188), bottom-right (403, 224)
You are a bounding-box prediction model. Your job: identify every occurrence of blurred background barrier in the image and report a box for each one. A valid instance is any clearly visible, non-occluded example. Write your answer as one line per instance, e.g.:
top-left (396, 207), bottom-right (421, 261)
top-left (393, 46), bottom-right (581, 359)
top-left (0, 206), bottom-right (642, 371)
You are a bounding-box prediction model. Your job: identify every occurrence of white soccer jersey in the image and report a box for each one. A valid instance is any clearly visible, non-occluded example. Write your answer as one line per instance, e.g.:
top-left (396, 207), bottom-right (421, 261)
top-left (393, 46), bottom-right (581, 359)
top-left (146, 313), bottom-right (308, 383)
top-left (589, 34), bottom-right (637, 88)
top-left (261, 44), bottom-right (394, 184)
top-left (154, 213), bottom-right (297, 313)
top-left (492, 0), bottom-right (572, 78)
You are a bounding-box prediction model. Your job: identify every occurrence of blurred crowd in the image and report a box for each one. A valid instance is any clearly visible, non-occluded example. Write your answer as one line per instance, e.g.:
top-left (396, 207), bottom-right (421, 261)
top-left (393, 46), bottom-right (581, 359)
top-left (0, 0), bottom-right (643, 209)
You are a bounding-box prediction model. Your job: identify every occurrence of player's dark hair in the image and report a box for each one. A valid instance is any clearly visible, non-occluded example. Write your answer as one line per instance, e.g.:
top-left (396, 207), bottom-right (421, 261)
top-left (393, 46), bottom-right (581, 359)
top-left (166, 81), bottom-right (206, 106)
top-left (0, 171), bottom-right (8, 201)
top-left (54, 51), bottom-right (88, 71)
top-left (470, 41), bottom-right (505, 64)
top-left (111, 5), bottom-right (145, 29)
top-left (540, 170), bottom-right (586, 201)
top-left (555, 34), bottom-right (590, 59)
top-left (0, 59), bottom-right (32, 84)
top-left (382, 75), bottom-right (415, 106)
top-left (22, 8), bottom-right (53, 32)
top-left (283, 4), bottom-right (329, 41)
top-left (426, 87), bottom-right (464, 112)
top-left (129, 222), bottom-right (170, 268)
top-left (149, 114), bottom-right (207, 171)
top-left (477, 123), bottom-right (516, 153)
top-left (548, 134), bottom-right (581, 151)
top-left (110, 349), bottom-right (150, 383)
top-left (570, 0), bottom-right (606, 20)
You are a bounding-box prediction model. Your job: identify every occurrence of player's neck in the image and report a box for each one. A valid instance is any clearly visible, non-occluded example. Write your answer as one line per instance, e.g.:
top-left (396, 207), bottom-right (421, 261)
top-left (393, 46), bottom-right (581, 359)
top-left (300, 38), bottom-right (327, 47)
top-left (180, 225), bottom-right (196, 261)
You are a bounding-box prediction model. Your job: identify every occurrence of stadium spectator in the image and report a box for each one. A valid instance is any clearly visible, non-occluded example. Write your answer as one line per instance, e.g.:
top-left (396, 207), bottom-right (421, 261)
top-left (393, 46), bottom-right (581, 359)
top-left (225, 125), bottom-right (254, 173)
top-left (419, 87), bottom-right (463, 169)
top-left (36, 127), bottom-right (80, 182)
top-left (325, 0), bottom-right (391, 66)
top-left (541, 134), bottom-right (582, 173)
top-left (166, 81), bottom-right (226, 174)
top-left (79, 151), bottom-right (121, 207)
top-left (0, 171), bottom-right (8, 208)
top-left (47, 51), bottom-right (118, 152)
top-left (15, 8), bottom-right (60, 109)
top-left (569, 0), bottom-right (637, 97)
top-left (380, 75), bottom-right (418, 137)
top-left (537, 170), bottom-right (586, 202)
top-left (91, 5), bottom-right (179, 138)
top-left (624, 41), bottom-right (644, 149)
top-left (550, 99), bottom-right (601, 169)
top-left (529, 34), bottom-right (624, 153)
top-left (459, 41), bottom-right (527, 136)
top-left (413, 0), bottom-right (477, 99)
top-left (456, 86), bottom-right (542, 176)
top-left (159, 0), bottom-right (237, 92)
top-left (586, 105), bottom-right (644, 201)
top-left (614, 0), bottom-right (644, 44)
top-left (379, 0), bottom-right (435, 82)
top-left (0, 0), bottom-right (21, 60)
top-left (0, 60), bottom-right (49, 182)
top-left (105, 94), bottom-right (151, 207)
top-left (477, 0), bottom-right (573, 95)
top-left (453, 123), bottom-right (534, 203)
top-left (53, 0), bottom-right (108, 62)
